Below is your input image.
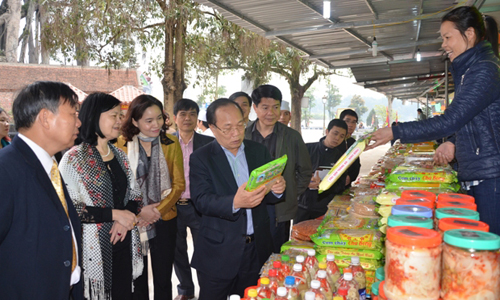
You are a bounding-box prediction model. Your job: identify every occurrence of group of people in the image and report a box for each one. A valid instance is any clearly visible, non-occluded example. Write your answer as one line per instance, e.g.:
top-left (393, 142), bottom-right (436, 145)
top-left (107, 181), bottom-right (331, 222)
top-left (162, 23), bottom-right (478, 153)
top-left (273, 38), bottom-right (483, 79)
top-left (1, 5), bottom-right (499, 300)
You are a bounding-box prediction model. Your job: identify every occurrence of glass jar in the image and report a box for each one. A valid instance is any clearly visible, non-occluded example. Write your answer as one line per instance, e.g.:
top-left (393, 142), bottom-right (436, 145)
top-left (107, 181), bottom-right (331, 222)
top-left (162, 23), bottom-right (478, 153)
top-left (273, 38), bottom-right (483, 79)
top-left (436, 200), bottom-right (476, 211)
top-left (437, 217), bottom-right (489, 235)
top-left (441, 229), bottom-right (500, 300)
top-left (437, 193), bottom-right (474, 203)
top-left (387, 215), bottom-right (433, 229)
top-left (433, 208), bottom-right (479, 230)
top-left (400, 190), bottom-right (436, 202)
top-left (385, 226), bottom-right (442, 300)
top-left (391, 205), bottom-right (433, 218)
top-left (395, 198), bottom-right (434, 210)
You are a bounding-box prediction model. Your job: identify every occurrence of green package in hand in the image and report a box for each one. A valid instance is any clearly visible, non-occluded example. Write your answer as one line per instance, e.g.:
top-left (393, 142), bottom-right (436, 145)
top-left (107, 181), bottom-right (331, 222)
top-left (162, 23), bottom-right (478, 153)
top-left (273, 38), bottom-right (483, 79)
top-left (245, 154), bottom-right (288, 191)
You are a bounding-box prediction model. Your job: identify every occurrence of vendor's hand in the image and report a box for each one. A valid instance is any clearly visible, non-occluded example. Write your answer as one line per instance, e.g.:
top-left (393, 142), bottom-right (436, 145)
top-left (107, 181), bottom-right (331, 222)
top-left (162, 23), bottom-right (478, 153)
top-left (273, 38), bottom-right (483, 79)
top-left (434, 141), bottom-right (455, 165)
top-left (270, 176), bottom-right (286, 195)
top-left (109, 221), bottom-right (128, 245)
top-left (112, 209), bottom-right (137, 231)
top-left (366, 127), bottom-right (393, 150)
top-left (233, 183), bottom-right (267, 209)
top-left (138, 203), bottom-right (161, 225)
top-left (308, 171), bottom-right (321, 189)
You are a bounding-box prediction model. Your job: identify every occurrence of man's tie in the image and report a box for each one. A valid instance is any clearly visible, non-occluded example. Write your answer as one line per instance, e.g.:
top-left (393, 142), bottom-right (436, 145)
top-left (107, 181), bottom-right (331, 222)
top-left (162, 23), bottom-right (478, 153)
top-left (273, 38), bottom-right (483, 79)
top-left (50, 160), bottom-right (77, 272)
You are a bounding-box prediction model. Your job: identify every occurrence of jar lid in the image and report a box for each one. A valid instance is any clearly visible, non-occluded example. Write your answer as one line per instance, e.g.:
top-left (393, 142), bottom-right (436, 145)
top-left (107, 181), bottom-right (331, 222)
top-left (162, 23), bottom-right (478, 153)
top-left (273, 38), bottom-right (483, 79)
top-left (438, 193), bottom-right (475, 203)
top-left (379, 281), bottom-right (387, 299)
top-left (375, 266), bottom-right (385, 281)
top-left (438, 218), bottom-right (489, 232)
top-left (401, 190), bottom-right (436, 202)
top-left (371, 281), bottom-right (381, 296)
top-left (437, 200), bottom-right (477, 211)
top-left (396, 198), bottom-right (434, 210)
top-left (388, 215), bottom-right (433, 229)
top-left (387, 226), bottom-right (442, 247)
top-left (391, 205), bottom-right (433, 218)
top-left (435, 207), bottom-right (480, 220)
top-left (444, 229), bottom-right (500, 250)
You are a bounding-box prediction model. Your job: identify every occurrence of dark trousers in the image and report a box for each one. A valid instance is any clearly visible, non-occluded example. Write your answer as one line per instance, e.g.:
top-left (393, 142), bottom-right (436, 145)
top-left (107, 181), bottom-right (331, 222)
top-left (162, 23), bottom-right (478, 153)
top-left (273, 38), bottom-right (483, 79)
top-left (112, 245), bottom-right (133, 300)
top-left (267, 205), bottom-right (291, 253)
top-left (174, 202), bottom-right (200, 296)
top-left (198, 241), bottom-right (260, 300)
top-left (294, 207), bottom-right (324, 224)
top-left (468, 177), bottom-right (500, 235)
top-left (133, 218), bottom-right (177, 300)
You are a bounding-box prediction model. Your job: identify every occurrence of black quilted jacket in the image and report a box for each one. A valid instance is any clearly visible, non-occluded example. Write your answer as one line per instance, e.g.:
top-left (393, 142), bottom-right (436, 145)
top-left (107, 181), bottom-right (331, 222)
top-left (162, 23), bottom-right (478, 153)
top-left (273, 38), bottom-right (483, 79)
top-left (393, 41), bottom-right (500, 181)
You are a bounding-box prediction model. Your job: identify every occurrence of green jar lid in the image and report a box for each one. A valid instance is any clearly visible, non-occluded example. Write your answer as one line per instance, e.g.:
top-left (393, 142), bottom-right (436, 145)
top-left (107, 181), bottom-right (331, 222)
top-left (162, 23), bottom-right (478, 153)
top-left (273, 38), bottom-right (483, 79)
top-left (281, 255), bottom-right (290, 262)
top-left (387, 215), bottom-right (433, 229)
top-left (371, 281), bottom-right (381, 296)
top-left (435, 207), bottom-right (480, 220)
top-left (375, 267), bottom-right (385, 281)
top-left (444, 229), bottom-right (500, 250)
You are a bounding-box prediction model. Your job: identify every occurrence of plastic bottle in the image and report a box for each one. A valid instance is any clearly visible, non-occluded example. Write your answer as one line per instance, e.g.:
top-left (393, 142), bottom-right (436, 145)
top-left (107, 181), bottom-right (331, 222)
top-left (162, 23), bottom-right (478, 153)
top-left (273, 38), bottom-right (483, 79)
top-left (336, 285), bottom-right (348, 300)
top-left (333, 296), bottom-right (344, 300)
top-left (349, 256), bottom-right (366, 300)
top-left (306, 280), bottom-right (326, 300)
top-left (229, 295), bottom-right (241, 300)
top-left (316, 270), bottom-right (333, 299)
top-left (326, 254), bottom-right (341, 286)
top-left (275, 287), bottom-right (288, 300)
top-left (284, 276), bottom-right (299, 300)
top-left (281, 255), bottom-right (292, 277)
top-left (305, 249), bottom-right (319, 279)
top-left (248, 289), bottom-right (259, 300)
top-left (291, 264), bottom-right (308, 296)
top-left (257, 277), bottom-right (275, 300)
top-left (317, 262), bottom-right (335, 294)
top-left (295, 255), bottom-right (311, 284)
top-left (272, 260), bottom-right (285, 283)
top-left (335, 268), bottom-right (352, 290)
top-left (338, 273), bottom-right (360, 300)
top-left (304, 290), bottom-right (320, 300)
top-left (267, 269), bottom-right (279, 294)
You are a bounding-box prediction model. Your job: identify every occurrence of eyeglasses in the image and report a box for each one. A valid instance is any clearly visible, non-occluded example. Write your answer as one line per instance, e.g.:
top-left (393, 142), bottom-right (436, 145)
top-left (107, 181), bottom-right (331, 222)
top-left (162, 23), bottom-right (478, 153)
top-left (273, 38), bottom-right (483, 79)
top-left (214, 123), bottom-right (246, 135)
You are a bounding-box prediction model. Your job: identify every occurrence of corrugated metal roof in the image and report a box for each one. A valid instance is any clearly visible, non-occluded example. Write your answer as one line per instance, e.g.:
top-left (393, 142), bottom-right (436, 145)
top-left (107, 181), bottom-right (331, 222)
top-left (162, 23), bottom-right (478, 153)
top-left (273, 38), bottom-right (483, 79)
top-left (195, 0), bottom-right (500, 103)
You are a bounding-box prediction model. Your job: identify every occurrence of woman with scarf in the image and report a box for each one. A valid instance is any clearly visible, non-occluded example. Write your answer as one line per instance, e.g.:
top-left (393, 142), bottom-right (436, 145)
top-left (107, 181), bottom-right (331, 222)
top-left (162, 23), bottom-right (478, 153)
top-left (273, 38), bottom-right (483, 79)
top-left (60, 93), bottom-right (154, 299)
top-left (116, 94), bottom-right (185, 300)
top-left (0, 108), bottom-right (11, 149)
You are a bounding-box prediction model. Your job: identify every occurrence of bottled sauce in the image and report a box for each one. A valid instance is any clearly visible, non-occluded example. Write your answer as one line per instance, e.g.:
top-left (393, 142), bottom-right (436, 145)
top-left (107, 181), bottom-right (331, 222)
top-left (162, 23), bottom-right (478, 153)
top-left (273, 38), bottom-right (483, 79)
top-left (385, 226), bottom-right (441, 300)
top-left (305, 249), bottom-right (319, 279)
top-left (281, 255), bottom-right (292, 277)
top-left (317, 262), bottom-right (335, 292)
top-left (349, 256), bottom-right (366, 300)
top-left (335, 267), bottom-right (352, 290)
top-left (337, 273), bottom-right (360, 300)
top-left (284, 276), bottom-right (299, 300)
top-left (441, 229), bottom-right (500, 299)
top-left (275, 287), bottom-right (288, 300)
top-left (295, 255), bottom-right (311, 284)
top-left (267, 269), bottom-right (279, 294)
top-left (316, 270), bottom-right (333, 299)
top-left (248, 289), bottom-right (259, 300)
top-left (257, 277), bottom-right (275, 300)
top-left (273, 260), bottom-right (285, 282)
top-left (326, 254), bottom-right (341, 286)
top-left (291, 264), bottom-right (308, 296)
top-left (306, 281), bottom-right (326, 300)
top-left (229, 295), bottom-right (241, 300)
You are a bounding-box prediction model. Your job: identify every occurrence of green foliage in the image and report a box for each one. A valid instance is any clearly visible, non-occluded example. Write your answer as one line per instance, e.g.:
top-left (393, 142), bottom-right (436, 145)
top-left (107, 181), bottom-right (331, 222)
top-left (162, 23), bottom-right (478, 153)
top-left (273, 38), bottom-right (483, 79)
top-left (325, 81), bottom-right (342, 120)
top-left (301, 88), bottom-right (317, 128)
top-left (366, 108), bottom-right (378, 127)
top-left (348, 95), bottom-right (368, 118)
top-left (374, 104), bottom-right (397, 126)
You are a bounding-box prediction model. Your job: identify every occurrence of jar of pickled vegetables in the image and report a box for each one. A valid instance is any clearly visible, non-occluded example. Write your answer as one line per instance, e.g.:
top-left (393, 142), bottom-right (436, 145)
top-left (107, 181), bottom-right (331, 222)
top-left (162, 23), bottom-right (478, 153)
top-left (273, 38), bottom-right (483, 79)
top-left (375, 267), bottom-right (385, 282)
top-left (434, 207), bottom-right (480, 230)
top-left (441, 229), bottom-right (500, 300)
top-left (395, 198), bottom-right (434, 210)
top-left (437, 193), bottom-right (474, 203)
top-left (387, 215), bottom-right (433, 229)
top-left (378, 281), bottom-right (387, 300)
top-left (370, 281), bottom-right (380, 300)
top-left (438, 218), bottom-right (489, 234)
top-left (436, 200), bottom-right (477, 211)
top-left (385, 226), bottom-right (442, 300)
top-left (391, 205), bottom-right (433, 218)
top-left (400, 190), bottom-right (436, 202)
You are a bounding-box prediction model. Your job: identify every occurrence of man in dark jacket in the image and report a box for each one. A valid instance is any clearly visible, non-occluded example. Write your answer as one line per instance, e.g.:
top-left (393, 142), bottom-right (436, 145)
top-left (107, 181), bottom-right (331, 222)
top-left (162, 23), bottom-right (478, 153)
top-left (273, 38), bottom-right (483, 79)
top-left (296, 119), bottom-right (348, 223)
top-left (337, 109), bottom-right (361, 187)
top-left (245, 85), bottom-right (312, 252)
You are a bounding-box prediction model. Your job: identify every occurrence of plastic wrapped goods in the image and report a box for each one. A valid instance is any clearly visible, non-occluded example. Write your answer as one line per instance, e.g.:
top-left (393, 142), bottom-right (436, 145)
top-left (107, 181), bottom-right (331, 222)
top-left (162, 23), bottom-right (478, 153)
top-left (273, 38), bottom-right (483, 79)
top-left (441, 229), bottom-right (500, 300)
top-left (311, 229), bottom-right (383, 250)
top-left (315, 246), bottom-right (384, 261)
top-left (375, 190), bottom-right (400, 206)
top-left (291, 219), bottom-right (323, 241)
top-left (386, 165), bottom-right (457, 184)
top-left (385, 181), bottom-right (460, 193)
top-left (350, 198), bottom-right (378, 217)
top-left (318, 214), bottom-right (379, 231)
top-left (384, 227), bottom-right (442, 300)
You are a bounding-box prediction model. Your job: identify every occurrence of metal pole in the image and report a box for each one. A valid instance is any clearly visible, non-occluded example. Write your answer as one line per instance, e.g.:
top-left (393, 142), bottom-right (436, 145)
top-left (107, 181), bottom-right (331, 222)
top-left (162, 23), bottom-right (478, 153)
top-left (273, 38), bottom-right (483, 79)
top-left (426, 93), bottom-right (429, 117)
top-left (323, 102), bottom-right (326, 133)
top-left (445, 59), bottom-right (449, 110)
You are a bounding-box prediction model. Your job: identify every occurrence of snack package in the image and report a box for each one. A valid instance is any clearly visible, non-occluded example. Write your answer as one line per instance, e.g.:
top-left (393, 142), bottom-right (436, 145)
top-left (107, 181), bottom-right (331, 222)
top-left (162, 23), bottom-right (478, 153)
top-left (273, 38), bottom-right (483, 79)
top-left (315, 246), bottom-right (384, 260)
top-left (385, 181), bottom-right (460, 193)
top-left (318, 133), bottom-right (370, 194)
top-left (259, 253), bottom-right (283, 276)
top-left (377, 205), bottom-right (393, 218)
top-left (291, 219), bottom-right (323, 241)
top-left (350, 197), bottom-right (378, 216)
top-left (375, 189), bottom-right (401, 205)
top-left (387, 165), bottom-right (457, 184)
top-left (280, 240), bottom-right (315, 254)
top-left (311, 229), bottom-right (383, 250)
top-left (246, 154), bottom-right (287, 191)
top-left (317, 255), bottom-right (383, 271)
top-left (349, 186), bottom-right (381, 197)
top-left (318, 214), bottom-right (379, 231)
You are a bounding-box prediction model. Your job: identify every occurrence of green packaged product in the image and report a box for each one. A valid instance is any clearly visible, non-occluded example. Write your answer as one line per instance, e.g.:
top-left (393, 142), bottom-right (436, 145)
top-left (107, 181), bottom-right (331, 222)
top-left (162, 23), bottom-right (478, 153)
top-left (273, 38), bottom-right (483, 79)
top-left (311, 229), bottom-right (383, 250)
top-left (245, 154), bottom-right (287, 191)
top-left (387, 165), bottom-right (457, 184)
top-left (315, 246), bottom-right (384, 260)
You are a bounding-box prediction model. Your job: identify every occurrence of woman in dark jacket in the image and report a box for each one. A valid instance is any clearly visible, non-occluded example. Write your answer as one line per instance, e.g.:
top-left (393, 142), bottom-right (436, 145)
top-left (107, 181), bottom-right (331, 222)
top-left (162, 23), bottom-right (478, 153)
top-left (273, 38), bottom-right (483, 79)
top-left (368, 6), bottom-right (500, 235)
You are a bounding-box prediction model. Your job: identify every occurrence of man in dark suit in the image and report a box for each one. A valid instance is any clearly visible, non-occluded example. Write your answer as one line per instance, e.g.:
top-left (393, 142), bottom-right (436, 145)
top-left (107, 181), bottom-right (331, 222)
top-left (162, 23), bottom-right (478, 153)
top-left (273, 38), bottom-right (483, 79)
top-left (0, 81), bottom-right (83, 299)
top-left (172, 99), bottom-right (214, 300)
top-left (190, 99), bottom-right (286, 299)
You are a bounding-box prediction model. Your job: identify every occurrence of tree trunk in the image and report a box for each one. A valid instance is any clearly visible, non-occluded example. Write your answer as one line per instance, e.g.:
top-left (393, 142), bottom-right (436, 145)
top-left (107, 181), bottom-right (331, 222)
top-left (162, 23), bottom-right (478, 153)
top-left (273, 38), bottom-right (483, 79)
top-left (5, 0), bottom-right (21, 62)
top-left (290, 81), bottom-right (304, 134)
top-left (38, 3), bottom-right (49, 64)
top-left (173, 9), bottom-right (187, 102)
top-left (18, 0), bottom-right (36, 63)
top-left (162, 18), bottom-right (176, 118)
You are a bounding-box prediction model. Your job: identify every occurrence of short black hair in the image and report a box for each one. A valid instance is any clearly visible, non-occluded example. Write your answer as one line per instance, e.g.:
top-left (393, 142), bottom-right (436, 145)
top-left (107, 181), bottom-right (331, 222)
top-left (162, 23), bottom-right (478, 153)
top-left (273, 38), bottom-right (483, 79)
top-left (200, 120), bottom-right (209, 128)
top-left (327, 119), bottom-right (348, 132)
top-left (13, 81), bottom-right (79, 131)
top-left (206, 98), bottom-right (243, 126)
top-left (251, 85), bottom-right (282, 106)
top-left (417, 108), bottom-right (423, 113)
top-left (229, 91), bottom-right (252, 107)
top-left (78, 92), bottom-right (121, 145)
top-left (173, 98), bottom-right (199, 116)
top-left (339, 109), bottom-right (358, 122)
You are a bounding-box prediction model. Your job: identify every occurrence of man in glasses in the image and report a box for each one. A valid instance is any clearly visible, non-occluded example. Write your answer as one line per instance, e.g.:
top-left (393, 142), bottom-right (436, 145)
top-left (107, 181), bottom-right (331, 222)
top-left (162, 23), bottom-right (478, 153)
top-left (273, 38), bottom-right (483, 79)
top-left (189, 98), bottom-right (285, 299)
top-left (338, 109), bottom-right (361, 187)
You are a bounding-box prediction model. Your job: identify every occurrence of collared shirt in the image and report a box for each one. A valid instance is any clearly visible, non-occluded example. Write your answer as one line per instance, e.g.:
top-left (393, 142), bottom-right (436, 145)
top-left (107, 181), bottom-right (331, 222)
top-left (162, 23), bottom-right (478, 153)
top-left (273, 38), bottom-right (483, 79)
top-left (201, 128), bottom-right (215, 137)
top-left (18, 134), bottom-right (81, 285)
top-left (221, 143), bottom-right (254, 235)
top-left (251, 121), bottom-right (278, 159)
top-left (179, 132), bottom-right (194, 199)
